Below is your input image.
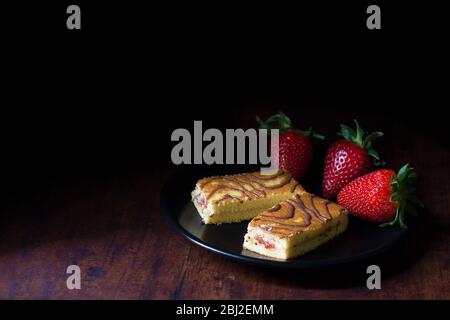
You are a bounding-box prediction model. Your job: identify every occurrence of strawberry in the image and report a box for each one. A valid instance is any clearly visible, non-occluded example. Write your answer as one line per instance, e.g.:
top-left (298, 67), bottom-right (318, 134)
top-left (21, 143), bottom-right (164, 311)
top-left (257, 112), bottom-right (324, 180)
top-left (337, 164), bottom-right (422, 228)
top-left (322, 120), bottom-right (384, 199)
top-left (276, 131), bottom-right (314, 180)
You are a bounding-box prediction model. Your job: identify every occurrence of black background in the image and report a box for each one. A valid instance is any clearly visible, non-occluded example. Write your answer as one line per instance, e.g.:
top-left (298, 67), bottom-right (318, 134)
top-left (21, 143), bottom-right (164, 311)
top-left (2, 1), bottom-right (447, 187)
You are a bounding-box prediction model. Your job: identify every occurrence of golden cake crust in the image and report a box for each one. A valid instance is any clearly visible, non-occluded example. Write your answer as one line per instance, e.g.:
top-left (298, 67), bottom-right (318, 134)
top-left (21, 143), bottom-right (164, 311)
top-left (249, 193), bottom-right (348, 238)
top-left (195, 170), bottom-right (304, 205)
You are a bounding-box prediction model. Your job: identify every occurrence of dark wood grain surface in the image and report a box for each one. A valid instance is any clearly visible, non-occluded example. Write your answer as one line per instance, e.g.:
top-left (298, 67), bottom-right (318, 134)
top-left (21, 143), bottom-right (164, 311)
top-left (0, 107), bottom-right (449, 300)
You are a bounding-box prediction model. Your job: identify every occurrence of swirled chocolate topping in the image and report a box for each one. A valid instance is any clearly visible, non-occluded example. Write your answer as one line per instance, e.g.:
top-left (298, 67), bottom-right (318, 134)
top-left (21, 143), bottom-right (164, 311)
top-left (197, 170), bottom-right (298, 204)
top-left (259, 203), bottom-right (295, 219)
top-left (250, 193), bottom-right (346, 237)
top-left (250, 171), bottom-right (285, 180)
top-left (290, 181), bottom-right (299, 193)
top-left (320, 199), bottom-right (333, 220)
top-left (304, 193), bottom-right (332, 222)
top-left (263, 172), bottom-right (293, 190)
top-left (266, 204), bottom-right (281, 212)
top-left (215, 194), bottom-right (244, 204)
top-left (206, 184), bottom-right (249, 200)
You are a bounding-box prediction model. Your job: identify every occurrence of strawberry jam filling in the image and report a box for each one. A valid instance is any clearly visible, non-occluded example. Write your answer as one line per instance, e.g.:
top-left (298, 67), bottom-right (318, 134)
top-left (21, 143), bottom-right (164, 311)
top-left (194, 193), bottom-right (207, 209)
top-left (255, 235), bottom-right (275, 249)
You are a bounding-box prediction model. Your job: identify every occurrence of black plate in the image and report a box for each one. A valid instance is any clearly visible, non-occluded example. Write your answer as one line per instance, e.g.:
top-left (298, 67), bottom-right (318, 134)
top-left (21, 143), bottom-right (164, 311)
top-left (161, 167), bottom-right (413, 269)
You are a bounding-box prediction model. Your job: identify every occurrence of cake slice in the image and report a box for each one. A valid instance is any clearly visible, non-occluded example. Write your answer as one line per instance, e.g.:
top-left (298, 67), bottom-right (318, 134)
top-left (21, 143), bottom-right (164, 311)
top-left (191, 170), bottom-right (304, 224)
top-left (243, 193), bottom-right (348, 259)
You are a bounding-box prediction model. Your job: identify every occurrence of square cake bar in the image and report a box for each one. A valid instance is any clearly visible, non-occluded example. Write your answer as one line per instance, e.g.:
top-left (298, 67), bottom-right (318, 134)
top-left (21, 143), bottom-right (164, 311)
top-left (191, 170), bottom-right (304, 224)
top-left (243, 193), bottom-right (348, 259)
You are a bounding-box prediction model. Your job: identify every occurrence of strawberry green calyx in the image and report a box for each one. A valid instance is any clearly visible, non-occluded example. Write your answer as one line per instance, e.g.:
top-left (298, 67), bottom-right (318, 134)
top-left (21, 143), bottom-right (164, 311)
top-left (297, 126), bottom-right (325, 140)
top-left (338, 120), bottom-right (384, 165)
top-left (380, 164), bottom-right (423, 229)
top-left (256, 112), bottom-right (325, 140)
top-left (256, 112), bottom-right (292, 132)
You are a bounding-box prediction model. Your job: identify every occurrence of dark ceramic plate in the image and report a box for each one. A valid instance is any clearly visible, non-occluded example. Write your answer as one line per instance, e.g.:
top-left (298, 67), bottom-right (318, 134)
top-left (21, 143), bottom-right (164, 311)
top-left (161, 167), bottom-right (413, 269)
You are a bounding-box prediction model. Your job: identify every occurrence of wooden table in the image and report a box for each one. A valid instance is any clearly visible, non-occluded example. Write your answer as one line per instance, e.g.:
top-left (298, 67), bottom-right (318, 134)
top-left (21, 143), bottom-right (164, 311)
top-left (0, 107), bottom-right (449, 300)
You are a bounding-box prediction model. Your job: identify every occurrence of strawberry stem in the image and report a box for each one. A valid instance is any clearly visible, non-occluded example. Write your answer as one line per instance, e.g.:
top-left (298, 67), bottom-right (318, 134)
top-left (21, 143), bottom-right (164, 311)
top-left (338, 119), bottom-right (384, 165)
top-left (256, 112), bottom-right (325, 140)
top-left (380, 164), bottom-right (423, 229)
top-left (297, 127), bottom-right (325, 140)
top-left (256, 112), bottom-right (292, 132)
